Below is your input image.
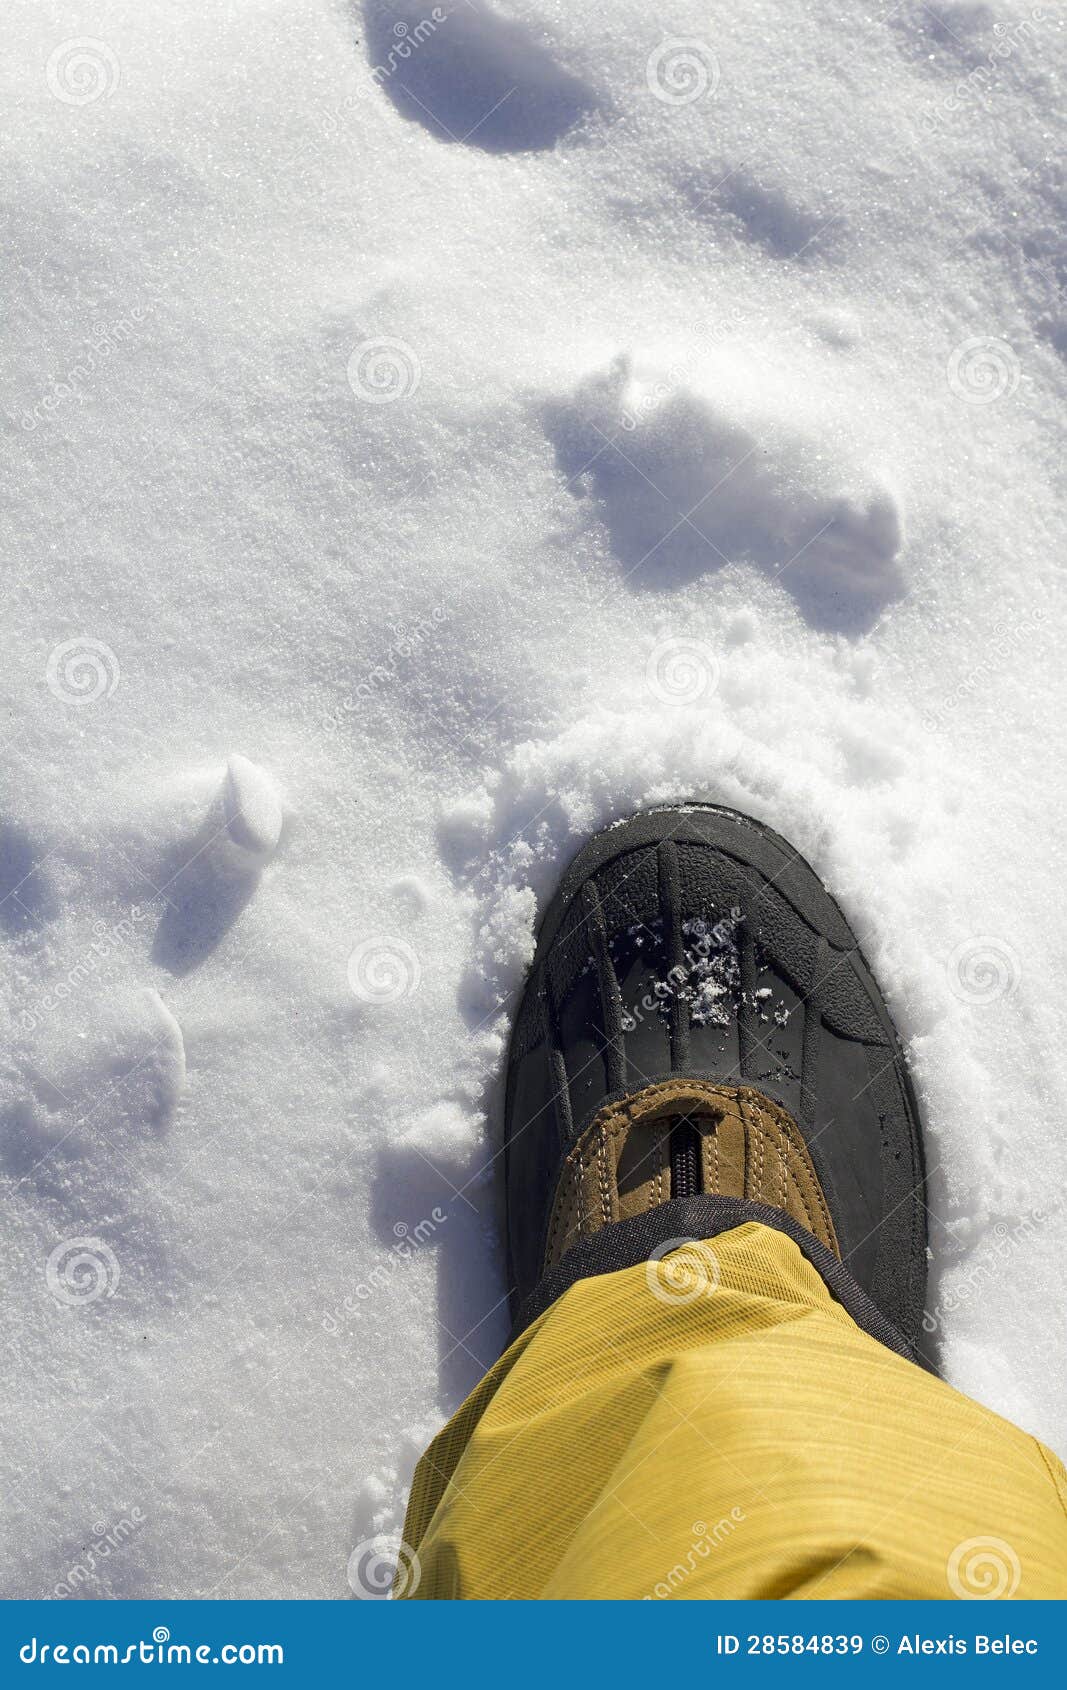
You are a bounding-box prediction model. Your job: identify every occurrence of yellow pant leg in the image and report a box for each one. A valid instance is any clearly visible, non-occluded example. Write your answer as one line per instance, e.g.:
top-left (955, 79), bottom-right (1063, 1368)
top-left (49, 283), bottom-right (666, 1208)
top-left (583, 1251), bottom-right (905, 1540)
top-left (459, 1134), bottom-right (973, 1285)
top-left (400, 1223), bottom-right (1067, 1599)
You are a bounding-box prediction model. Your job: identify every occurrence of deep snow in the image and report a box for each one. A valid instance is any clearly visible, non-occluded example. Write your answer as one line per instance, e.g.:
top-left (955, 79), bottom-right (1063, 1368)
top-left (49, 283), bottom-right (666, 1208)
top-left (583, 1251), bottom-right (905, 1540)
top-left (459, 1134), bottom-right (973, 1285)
top-left (1, 0), bottom-right (1065, 1598)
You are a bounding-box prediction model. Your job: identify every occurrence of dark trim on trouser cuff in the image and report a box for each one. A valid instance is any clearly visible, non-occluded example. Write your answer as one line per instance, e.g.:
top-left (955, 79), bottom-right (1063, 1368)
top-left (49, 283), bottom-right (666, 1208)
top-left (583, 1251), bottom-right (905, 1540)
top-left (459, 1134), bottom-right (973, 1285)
top-left (512, 1196), bottom-right (931, 1371)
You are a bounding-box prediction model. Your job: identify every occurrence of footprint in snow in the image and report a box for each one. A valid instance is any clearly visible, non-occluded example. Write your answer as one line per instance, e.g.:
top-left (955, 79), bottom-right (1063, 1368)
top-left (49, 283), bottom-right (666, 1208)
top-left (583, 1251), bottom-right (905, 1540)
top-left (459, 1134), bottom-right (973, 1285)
top-left (361, 0), bottom-right (597, 154)
top-left (2, 987), bottom-right (186, 1179)
top-left (94, 987), bottom-right (187, 1135)
top-left (153, 755), bottom-right (284, 976)
top-left (682, 167), bottom-right (840, 264)
top-left (546, 352), bottom-right (906, 635)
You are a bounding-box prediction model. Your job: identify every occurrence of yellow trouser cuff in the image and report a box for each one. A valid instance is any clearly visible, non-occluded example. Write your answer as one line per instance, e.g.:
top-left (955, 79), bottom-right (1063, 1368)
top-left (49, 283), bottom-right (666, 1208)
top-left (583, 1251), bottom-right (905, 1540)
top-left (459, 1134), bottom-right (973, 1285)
top-left (399, 1223), bottom-right (1067, 1599)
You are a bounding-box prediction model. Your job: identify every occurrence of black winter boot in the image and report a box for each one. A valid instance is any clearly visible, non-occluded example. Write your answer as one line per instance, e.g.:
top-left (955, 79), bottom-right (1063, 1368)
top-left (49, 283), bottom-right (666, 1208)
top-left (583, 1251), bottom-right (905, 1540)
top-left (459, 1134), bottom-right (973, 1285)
top-left (504, 804), bottom-right (927, 1350)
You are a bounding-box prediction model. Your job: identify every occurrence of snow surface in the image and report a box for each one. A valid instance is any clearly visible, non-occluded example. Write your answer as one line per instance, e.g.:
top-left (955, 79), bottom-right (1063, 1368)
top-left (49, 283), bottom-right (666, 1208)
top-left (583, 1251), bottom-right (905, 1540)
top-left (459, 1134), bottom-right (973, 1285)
top-left (2, 0), bottom-right (1065, 1598)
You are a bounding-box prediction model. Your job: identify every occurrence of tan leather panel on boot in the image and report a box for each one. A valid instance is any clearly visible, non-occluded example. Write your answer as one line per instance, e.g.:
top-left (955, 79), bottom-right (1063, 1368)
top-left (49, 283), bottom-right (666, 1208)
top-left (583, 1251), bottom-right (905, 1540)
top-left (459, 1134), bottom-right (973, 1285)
top-left (543, 1079), bottom-right (839, 1269)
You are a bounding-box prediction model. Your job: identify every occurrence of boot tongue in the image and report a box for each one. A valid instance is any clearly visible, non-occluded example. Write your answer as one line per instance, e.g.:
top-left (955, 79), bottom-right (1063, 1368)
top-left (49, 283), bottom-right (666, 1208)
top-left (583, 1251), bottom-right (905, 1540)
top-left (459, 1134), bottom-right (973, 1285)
top-left (543, 1078), bottom-right (839, 1271)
